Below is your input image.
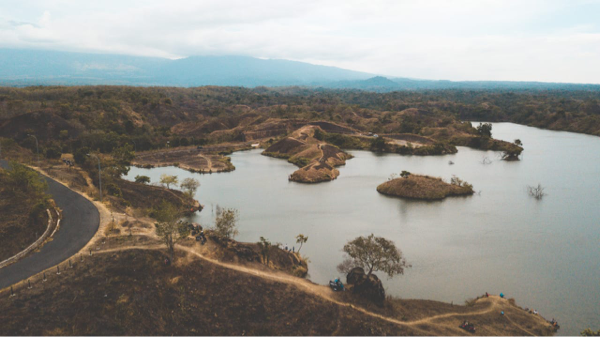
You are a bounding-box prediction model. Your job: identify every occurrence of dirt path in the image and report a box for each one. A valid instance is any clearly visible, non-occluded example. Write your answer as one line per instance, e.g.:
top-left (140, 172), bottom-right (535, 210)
top-left (197, 153), bottom-right (212, 170)
top-left (96, 243), bottom-right (523, 335)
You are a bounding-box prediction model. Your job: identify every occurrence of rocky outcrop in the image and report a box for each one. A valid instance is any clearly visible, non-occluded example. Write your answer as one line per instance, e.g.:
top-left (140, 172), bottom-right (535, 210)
top-left (346, 267), bottom-right (386, 306)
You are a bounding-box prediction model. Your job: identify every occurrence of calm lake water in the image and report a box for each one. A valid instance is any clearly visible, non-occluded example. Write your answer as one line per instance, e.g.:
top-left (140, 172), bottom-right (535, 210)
top-left (125, 123), bottom-right (600, 335)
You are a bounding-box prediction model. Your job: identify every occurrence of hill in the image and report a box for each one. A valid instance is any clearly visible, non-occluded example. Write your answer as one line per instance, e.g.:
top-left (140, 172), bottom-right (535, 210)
top-left (0, 49), bottom-right (372, 87)
top-left (1, 48), bottom-right (599, 91)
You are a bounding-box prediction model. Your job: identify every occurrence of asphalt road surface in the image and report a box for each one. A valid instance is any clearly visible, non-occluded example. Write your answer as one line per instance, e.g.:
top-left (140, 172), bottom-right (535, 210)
top-left (0, 160), bottom-right (99, 289)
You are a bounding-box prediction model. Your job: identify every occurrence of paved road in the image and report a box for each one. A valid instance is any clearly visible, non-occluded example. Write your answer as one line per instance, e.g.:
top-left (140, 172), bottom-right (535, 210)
top-left (0, 160), bottom-right (99, 289)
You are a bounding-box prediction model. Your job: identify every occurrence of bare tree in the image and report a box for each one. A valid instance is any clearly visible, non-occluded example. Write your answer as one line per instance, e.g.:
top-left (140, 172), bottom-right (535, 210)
top-left (527, 184), bottom-right (547, 200)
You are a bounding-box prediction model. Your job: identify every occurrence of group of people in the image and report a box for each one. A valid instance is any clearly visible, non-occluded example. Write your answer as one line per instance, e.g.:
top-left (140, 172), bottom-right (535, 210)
top-left (329, 278), bottom-right (345, 291)
top-left (283, 244), bottom-right (295, 253)
top-left (190, 223), bottom-right (206, 244)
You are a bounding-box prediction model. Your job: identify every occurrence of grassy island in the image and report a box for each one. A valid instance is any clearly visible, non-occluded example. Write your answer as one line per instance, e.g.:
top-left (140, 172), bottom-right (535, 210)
top-left (377, 174), bottom-right (475, 200)
top-left (263, 125), bottom-right (352, 183)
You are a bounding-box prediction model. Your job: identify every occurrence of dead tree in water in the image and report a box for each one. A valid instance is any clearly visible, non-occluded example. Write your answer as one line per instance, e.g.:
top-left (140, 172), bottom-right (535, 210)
top-left (527, 184), bottom-right (546, 200)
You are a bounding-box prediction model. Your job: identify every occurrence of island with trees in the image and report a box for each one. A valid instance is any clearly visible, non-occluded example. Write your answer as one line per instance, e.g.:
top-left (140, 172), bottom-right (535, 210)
top-left (377, 172), bottom-right (475, 200)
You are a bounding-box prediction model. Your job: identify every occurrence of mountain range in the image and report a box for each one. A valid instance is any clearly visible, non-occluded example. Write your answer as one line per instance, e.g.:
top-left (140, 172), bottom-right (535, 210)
top-left (1, 48), bottom-right (598, 91)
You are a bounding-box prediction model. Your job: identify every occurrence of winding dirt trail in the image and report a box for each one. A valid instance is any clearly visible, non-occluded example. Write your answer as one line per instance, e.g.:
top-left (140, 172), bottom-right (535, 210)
top-left (96, 243), bottom-right (531, 335)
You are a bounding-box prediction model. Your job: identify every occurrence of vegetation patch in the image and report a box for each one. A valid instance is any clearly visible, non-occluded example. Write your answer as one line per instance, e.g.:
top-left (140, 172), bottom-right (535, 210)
top-left (377, 174), bottom-right (474, 200)
top-left (0, 162), bottom-right (52, 261)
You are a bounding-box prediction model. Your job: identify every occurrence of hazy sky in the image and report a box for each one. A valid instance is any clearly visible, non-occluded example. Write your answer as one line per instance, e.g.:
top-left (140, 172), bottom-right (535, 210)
top-left (1, 0), bottom-right (599, 83)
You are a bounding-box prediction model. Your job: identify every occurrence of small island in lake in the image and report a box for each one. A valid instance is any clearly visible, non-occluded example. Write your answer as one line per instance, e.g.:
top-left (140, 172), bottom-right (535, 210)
top-left (377, 173), bottom-right (475, 200)
top-left (263, 125), bottom-right (352, 183)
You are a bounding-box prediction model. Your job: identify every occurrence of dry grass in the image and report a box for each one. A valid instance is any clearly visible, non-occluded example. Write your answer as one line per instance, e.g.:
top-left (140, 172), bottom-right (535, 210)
top-left (377, 175), bottom-right (474, 200)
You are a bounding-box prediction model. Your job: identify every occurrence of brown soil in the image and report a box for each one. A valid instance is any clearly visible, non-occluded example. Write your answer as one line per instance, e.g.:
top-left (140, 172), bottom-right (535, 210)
top-left (377, 175), bottom-right (475, 200)
top-left (133, 147), bottom-right (235, 173)
top-left (117, 179), bottom-right (200, 213)
top-left (263, 126), bottom-right (351, 183)
top-left (0, 244), bottom-right (555, 336)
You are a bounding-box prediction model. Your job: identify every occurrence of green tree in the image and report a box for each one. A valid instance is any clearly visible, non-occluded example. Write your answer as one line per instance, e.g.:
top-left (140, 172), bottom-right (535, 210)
top-left (214, 207), bottom-right (239, 239)
top-left (295, 234), bottom-right (308, 253)
top-left (160, 174), bottom-right (178, 189)
top-left (257, 236), bottom-right (273, 265)
top-left (400, 170), bottom-right (411, 178)
top-left (514, 139), bottom-right (523, 146)
top-left (5, 161), bottom-right (48, 199)
top-left (134, 175), bottom-right (151, 184)
top-left (154, 201), bottom-right (190, 261)
top-left (73, 146), bottom-right (90, 165)
top-left (579, 328), bottom-right (600, 337)
top-left (107, 144), bottom-right (135, 177)
top-left (371, 136), bottom-right (386, 152)
top-left (476, 123), bottom-right (492, 138)
top-left (180, 177), bottom-right (200, 197)
top-left (338, 233), bottom-right (410, 278)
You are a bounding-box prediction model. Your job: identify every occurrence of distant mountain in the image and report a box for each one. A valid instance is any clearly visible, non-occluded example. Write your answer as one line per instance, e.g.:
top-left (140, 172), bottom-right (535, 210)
top-left (0, 48), bottom-right (598, 91)
top-left (0, 49), bottom-right (372, 87)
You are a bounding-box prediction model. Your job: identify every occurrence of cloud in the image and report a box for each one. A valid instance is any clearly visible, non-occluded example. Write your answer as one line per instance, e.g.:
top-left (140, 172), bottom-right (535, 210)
top-left (0, 0), bottom-right (598, 83)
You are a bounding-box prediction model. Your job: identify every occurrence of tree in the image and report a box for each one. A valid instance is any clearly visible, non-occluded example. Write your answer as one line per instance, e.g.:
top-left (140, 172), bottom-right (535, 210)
top-left (527, 184), bottom-right (546, 199)
top-left (214, 207), bottom-right (239, 239)
top-left (160, 174), bottom-right (178, 189)
top-left (371, 136), bottom-right (386, 152)
top-left (476, 123), bottom-right (492, 138)
top-left (73, 146), bottom-right (90, 165)
top-left (514, 139), bottom-right (523, 146)
top-left (338, 234), bottom-right (410, 278)
top-left (154, 201), bottom-right (190, 261)
top-left (5, 161), bottom-right (48, 199)
top-left (134, 175), bottom-right (151, 184)
top-left (581, 328), bottom-right (600, 336)
top-left (257, 236), bottom-right (273, 265)
top-left (400, 170), bottom-right (411, 178)
top-left (180, 177), bottom-right (200, 197)
top-left (295, 234), bottom-right (308, 253)
top-left (107, 144), bottom-right (135, 178)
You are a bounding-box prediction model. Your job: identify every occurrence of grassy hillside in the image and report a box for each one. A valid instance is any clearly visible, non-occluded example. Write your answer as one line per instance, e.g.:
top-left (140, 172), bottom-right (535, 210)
top-left (0, 86), bottom-right (530, 163)
top-left (0, 248), bottom-right (555, 336)
top-left (0, 163), bottom-right (51, 260)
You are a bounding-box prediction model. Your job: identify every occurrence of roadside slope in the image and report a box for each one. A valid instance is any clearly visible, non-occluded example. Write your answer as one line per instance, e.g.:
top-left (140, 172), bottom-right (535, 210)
top-left (0, 160), bottom-right (99, 289)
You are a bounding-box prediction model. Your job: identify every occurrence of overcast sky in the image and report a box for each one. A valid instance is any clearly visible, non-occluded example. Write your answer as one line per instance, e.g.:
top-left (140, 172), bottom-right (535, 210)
top-left (1, 0), bottom-right (599, 83)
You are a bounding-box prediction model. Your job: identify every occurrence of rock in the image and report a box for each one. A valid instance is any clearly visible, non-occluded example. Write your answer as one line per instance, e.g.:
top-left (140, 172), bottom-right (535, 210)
top-left (346, 267), bottom-right (386, 306)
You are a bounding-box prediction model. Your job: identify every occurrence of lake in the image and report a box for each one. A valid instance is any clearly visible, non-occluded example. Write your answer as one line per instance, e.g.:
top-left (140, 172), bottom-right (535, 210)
top-left (125, 123), bottom-right (600, 335)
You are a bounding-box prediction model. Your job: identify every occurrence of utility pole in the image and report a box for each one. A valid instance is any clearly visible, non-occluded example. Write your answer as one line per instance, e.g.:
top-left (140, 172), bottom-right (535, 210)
top-left (27, 134), bottom-right (39, 166)
top-left (87, 154), bottom-right (102, 202)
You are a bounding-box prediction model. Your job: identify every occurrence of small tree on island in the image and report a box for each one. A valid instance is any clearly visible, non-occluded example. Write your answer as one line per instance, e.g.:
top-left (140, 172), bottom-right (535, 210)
top-left (400, 170), bottom-right (411, 178)
top-left (154, 201), bottom-right (190, 262)
top-left (214, 207), bottom-right (239, 239)
top-left (295, 234), bottom-right (308, 253)
top-left (180, 177), bottom-right (200, 197)
top-left (160, 174), bottom-right (178, 189)
top-left (337, 233), bottom-right (410, 278)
